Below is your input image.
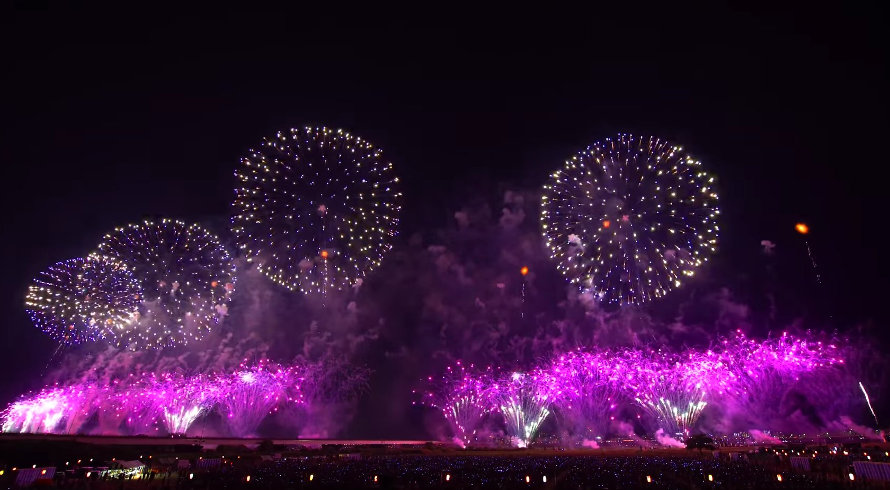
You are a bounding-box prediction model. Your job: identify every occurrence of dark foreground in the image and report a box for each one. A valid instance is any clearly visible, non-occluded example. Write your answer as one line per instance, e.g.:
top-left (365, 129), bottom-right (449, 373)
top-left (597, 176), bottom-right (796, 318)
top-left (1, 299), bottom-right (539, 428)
top-left (2, 437), bottom-right (888, 489)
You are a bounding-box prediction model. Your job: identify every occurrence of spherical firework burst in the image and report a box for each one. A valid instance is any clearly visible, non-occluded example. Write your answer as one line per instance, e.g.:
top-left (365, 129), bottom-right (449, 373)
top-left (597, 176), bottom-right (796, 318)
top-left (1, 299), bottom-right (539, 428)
top-left (541, 134), bottom-right (719, 305)
top-left (25, 255), bottom-right (141, 344)
top-left (97, 219), bottom-right (236, 349)
top-left (232, 126), bottom-right (402, 294)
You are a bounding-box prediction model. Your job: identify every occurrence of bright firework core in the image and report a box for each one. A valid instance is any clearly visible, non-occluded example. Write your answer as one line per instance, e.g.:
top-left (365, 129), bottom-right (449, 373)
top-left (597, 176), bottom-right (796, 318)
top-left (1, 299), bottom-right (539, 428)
top-left (541, 134), bottom-right (719, 305)
top-left (232, 126), bottom-right (402, 294)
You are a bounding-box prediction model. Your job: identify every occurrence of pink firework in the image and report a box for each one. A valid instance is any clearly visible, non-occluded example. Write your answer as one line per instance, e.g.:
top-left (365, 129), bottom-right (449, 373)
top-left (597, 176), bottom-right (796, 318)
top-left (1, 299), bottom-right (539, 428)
top-left (57, 383), bottom-right (104, 434)
top-left (489, 370), bottom-right (556, 448)
top-left (718, 331), bottom-right (843, 427)
top-left (146, 372), bottom-right (223, 435)
top-left (1, 387), bottom-right (67, 433)
top-left (273, 357), bottom-right (369, 438)
top-left (418, 362), bottom-right (495, 447)
top-left (543, 350), bottom-right (629, 440)
top-left (215, 360), bottom-right (297, 437)
top-left (95, 380), bottom-right (132, 434)
top-left (621, 348), bottom-right (730, 436)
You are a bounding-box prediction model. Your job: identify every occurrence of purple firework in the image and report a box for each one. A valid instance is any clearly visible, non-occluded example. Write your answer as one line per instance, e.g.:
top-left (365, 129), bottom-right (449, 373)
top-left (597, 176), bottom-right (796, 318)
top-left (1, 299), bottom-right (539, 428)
top-left (718, 331), bottom-right (843, 428)
top-left (147, 372), bottom-right (223, 435)
top-left (418, 362), bottom-right (495, 447)
top-left (490, 370), bottom-right (555, 448)
top-left (1, 387), bottom-right (68, 433)
top-left (95, 380), bottom-right (133, 434)
top-left (279, 358), bottom-right (369, 438)
top-left (24, 255), bottom-right (141, 344)
top-left (215, 361), bottom-right (297, 437)
top-left (544, 350), bottom-right (629, 440)
top-left (57, 383), bottom-right (103, 435)
top-left (622, 348), bottom-right (732, 436)
top-left (122, 378), bottom-right (166, 435)
top-left (0, 383), bottom-right (107, 434)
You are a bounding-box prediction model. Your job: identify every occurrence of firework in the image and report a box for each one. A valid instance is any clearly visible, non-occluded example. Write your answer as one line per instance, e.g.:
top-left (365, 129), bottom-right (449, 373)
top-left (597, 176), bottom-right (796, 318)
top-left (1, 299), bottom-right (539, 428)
top-left (232, 126), bottom-right (402, 294)
top-left (490, 371), bottom-right (555, 448)
top-left (121, 379), bottom-right (167, 435)
top-left (278, 357), bottom-right (371, 438)
top-left (795, 222), bottom-right (823, 285)
top-left (145, 372), bottom-right (222, 435)
top-left (859, 381), bottom-right (879, 426)
top-left (24, 255), bottom-right (141, 344)
top-left (95, 381), bottom-right (132, 434)
top-left (97, 219), bottom-right (236, 348)
top-left (622, 348), bottom-right (731, 435)
top-left (1, 385), bottom-right (111, 435)
top-left (419, 362), bottom-right (495, 447)
top-left (541, 134), bottom-right (719, 305)
top-left (57, 384), bottom-right (103, 435)
top-left (544, 351), bottom-right (628, 440)
top-left (1, 386), bottom-right (71, 433)
top-left (1, 359), bottom-right (367, 437)
top-left (719, 331), bottom-right (842, 427)
top-left (216, 361), bottom-right (297, 437)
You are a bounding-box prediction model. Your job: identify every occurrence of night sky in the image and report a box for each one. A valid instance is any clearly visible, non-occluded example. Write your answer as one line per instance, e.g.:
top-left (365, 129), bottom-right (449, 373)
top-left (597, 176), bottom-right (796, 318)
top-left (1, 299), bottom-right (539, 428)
top-left (1, 5), bottom-right (887, 435)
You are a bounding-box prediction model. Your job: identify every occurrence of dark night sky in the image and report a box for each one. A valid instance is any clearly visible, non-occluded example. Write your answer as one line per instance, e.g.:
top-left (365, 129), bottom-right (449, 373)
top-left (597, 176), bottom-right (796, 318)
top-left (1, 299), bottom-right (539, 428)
top-left (1, 5), bottom-right (887, 430)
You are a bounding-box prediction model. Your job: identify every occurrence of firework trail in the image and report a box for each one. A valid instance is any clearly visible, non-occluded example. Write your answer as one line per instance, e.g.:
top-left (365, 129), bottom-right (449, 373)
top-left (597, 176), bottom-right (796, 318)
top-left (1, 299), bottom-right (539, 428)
top-left (859, 381), bottom-right (879, 426)
top-left (794, 223), bottom-right (822, 285)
